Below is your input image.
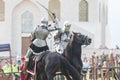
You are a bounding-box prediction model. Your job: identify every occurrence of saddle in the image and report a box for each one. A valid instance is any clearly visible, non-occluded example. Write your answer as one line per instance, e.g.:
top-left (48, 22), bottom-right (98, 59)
top-left (27, 50), bottom-right (49, 75)
top-left (36, 50), bottom-right (50, 62)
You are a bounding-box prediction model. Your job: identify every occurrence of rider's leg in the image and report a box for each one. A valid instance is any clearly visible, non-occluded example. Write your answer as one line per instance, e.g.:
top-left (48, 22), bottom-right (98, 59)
top-left (23, 48), bottom-right (33, 72)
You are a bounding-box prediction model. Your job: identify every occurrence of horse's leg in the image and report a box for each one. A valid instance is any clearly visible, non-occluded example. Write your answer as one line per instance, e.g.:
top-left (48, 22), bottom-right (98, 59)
top-left (39, 71), bottom-right (47, 80)
top-left (72, 58), bottom-right (83, 80)
top-left (35, 63), bottom-right (43, 80)
top-left (79, 58), bottom-right (83, 73)
top-left (62, 71), bottom-right (72, 80)
top-left (45, 72), bottom-right (54, 80)
top-left (71, 58), bottom-right (82, 74)
top-left (45, 63), bottom-right (59, 80)
top-left (71, 58), bottom-right (83, 80)
top-left (61, 66), bottom-right (72, 80)
top-left (41, 74), bottom-right (47, 80)
top-left (45, 66), bottom-right (55, 80)
top-left (35, 70), bottom-right (41, 80)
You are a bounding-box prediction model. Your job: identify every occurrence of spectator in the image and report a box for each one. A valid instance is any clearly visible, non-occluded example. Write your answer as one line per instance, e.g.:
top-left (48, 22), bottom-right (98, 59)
top-left (0, 65), bottom-right (2, 69)
top-left (110, 53), bottom-right (114, 61)
top-left (116, 45), bottom-right (119, 49)
top-left (82, 59), bottom-right (89, 80)
top-left (93, 52), bottom-right (98, 66)
top-left (12, 61), bottom-right (20, 79)
top-left (0, 69), bottom-right (4, 79)
top-left (2, 62), bottom-right (11, 75)
top-left (89, 58), bottom-right (93, 80)
top-left (19, 57), bottom-right (27, 80)
top-left (94, 56), bottom-right (100, 67)
top-left (93, 52), bottom-right (97, 58)
top-left (102, 52), bottom-right (106, 62)
top-left (118, 62), bottom-right (120, 79)
top-left (102, 61), bottom-right (107, 77)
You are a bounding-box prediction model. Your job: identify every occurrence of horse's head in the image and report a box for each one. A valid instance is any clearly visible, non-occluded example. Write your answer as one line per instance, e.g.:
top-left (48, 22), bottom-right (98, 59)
top-left (72, 32), bottom-right (92, 46)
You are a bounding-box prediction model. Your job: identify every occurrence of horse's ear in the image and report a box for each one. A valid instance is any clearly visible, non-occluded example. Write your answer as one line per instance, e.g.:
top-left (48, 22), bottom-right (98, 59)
top-left (78, 32), bottom-right (81, 34)
top-left (72, 31), bottom-right (74, 34)
top-left (72, 31), bottom-right (76, 35)
top-left (78, 32), bottom-right (81, 36)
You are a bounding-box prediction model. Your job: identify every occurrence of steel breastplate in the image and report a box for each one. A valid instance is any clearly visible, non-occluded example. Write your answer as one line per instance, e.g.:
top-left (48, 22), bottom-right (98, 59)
top-left (34, 27), bottom-right (49, 40)
top-left (32, 26), bottom-right (49, 47)
top-left (60, 33), bottom-right (68, 41)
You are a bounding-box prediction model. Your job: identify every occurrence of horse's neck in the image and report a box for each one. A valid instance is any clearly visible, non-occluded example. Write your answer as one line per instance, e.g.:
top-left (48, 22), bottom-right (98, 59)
top-left (72, 42), bottom-right (82, 57)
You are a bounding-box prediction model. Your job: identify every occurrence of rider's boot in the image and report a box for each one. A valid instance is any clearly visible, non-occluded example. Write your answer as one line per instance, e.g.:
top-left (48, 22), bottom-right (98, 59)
top-left (23, 48), bottom-right (32, 73)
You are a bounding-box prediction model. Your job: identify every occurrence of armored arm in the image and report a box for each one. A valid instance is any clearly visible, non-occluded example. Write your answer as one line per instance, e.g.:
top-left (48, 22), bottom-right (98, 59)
top-left (47, 13), bottom-right (60, 31)
top-left (52, 13), bottom-right (58, 27)
top-left (54, 30), bottom-right (62, 40)
top-left (52, 13), bottom-right (60, 29)
top-left (64, 31), bottom-right (73, 42)
top-left (68, 31), bottom-right (73, 39)
top-left (31, 32), bottom-right (36, 42)
top-left (31, 26), bottom-right (38, 42)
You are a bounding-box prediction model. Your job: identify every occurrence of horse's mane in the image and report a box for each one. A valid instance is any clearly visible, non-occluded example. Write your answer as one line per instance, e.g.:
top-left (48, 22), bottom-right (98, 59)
top-left (68, 34), bottom-right (74, 47)
top-left (64, 34), bottom-right (74, 56)
top-left (65, 33), bottom-right (81, 56)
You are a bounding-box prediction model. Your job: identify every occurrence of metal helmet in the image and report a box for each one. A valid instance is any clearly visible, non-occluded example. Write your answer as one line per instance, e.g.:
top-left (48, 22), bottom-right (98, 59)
top-left (41, 16), bottom-right (48, 25)
top-left (63, 21), bottom-right (71, 31)
top-left (64, 21), bottom-right (71, 27)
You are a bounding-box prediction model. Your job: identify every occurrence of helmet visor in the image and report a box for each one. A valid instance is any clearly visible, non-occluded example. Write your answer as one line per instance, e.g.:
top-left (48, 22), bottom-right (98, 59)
top-left (65, 25), bottom-right (71, 31)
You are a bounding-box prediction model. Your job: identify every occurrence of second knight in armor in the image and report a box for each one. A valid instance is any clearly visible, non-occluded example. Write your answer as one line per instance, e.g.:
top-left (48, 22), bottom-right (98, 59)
top-left (54, 21), bottom-right (72, 54)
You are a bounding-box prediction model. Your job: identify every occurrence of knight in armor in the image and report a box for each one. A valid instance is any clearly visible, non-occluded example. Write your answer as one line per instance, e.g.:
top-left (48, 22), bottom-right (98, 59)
top-left (23, 15), bottom-right (60, 72)
top-left (54, 21), bottom-right (72, 54)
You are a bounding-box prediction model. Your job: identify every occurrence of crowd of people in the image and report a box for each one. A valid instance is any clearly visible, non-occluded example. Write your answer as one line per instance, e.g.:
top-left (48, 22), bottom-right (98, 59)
top-left (0, 61), bottom-right (19, 80)
top-left (82, 52), bottom-right (120, 80)
top-left (0, 56), bottom-right (31, 80)
top-left (1, 52), bottom-right (120, 80)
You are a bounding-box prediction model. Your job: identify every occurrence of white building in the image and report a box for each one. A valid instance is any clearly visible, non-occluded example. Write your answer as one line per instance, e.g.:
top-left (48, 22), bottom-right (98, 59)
top-left (0, 0), bottom-right (110, 56)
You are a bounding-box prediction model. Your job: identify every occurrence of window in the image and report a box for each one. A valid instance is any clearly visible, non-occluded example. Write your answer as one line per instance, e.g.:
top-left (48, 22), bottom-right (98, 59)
top-left (0, 0), bottom-right (5, 21)
top-left (48, 0), bottom-right (60, 21)
top-left (79, 0), bottom-right (88, 22)
top-left (21, 11), bottom-right (33, 33)
top-left (106, 6), bottom-right (108, 25)
top-left (99, 3), bottom-right (101, 23)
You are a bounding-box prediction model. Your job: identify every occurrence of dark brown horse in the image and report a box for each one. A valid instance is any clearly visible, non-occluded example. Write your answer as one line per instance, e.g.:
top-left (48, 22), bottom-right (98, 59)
top-left (27, 50), bottom-right (82, 80)
top-left (63, 32), bottom-right (91, 75)
top-left (37, 51), bottom-right (82, 80)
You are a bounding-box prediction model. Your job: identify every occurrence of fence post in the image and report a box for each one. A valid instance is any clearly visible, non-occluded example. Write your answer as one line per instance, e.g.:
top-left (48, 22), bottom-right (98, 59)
top-left (92, 55), bottom-right (95, 80)
top-left (100, 55), bottom-right (103, 80)
top-left (106, 54), bottom-right (110, 80)
top-left (109, 53), bottom-right (115, 80)
top-left (116, 54), bottom-right (118, 73)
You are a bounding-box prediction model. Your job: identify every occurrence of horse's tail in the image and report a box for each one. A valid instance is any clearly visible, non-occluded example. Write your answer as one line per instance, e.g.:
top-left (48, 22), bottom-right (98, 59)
top-left (60, 56), bottom-right (81, 80)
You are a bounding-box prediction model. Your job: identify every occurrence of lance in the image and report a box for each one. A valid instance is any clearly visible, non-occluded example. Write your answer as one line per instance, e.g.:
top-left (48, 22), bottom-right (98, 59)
top-left (36, 1), bottom-right (55, 22)
top-left (36, 1), bottom-right (59, 39)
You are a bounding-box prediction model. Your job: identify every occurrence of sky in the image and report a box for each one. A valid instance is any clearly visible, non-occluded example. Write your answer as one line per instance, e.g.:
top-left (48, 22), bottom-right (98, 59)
top-left (108, 0), bottom-right (120, 48)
